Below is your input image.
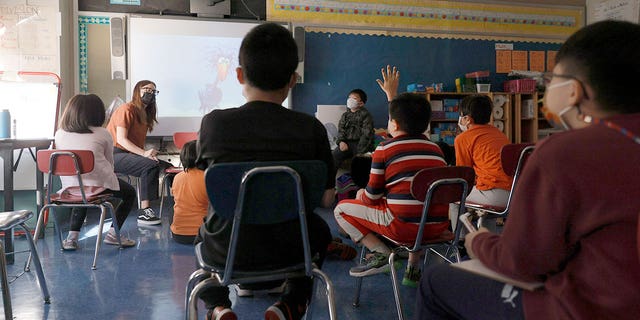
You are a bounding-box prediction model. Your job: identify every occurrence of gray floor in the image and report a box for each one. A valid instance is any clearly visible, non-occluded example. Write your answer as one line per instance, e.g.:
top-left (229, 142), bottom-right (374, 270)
top-left (0, 192), bottom-right (447, 319)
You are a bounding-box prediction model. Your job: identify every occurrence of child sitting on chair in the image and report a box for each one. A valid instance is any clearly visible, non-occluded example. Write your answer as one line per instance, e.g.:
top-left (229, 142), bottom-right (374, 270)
top-left (54, 94), bottom-right (137, 250)
top-left (170, 140), bottom-right (208, 244)
top-left (334, 89), bottom-right (449, 287)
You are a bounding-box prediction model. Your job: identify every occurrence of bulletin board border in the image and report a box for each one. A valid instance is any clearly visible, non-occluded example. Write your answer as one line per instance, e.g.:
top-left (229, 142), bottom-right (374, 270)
top-left (268, 0), bottom-right (584, 42)
top-left (78, 15), bottom-right (111, 94)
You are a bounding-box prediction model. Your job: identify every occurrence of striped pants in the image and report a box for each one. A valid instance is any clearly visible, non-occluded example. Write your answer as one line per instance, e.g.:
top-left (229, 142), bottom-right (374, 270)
top-left (334, 199), bottom-right (448, 244)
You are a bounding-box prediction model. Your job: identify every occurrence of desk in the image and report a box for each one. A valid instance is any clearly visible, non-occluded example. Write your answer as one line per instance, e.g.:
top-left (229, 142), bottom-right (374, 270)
top-left (0, 138), bottom-right (52, 264)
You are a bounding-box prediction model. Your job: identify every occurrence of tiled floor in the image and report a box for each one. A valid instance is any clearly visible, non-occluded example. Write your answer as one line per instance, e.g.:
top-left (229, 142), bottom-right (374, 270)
top-left (1, 193), bottom-right (442, 319)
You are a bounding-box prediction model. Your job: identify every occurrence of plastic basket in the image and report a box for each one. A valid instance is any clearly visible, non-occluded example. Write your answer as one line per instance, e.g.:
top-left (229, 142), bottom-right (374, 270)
top-left (503, 79), bottom-right (536, 93)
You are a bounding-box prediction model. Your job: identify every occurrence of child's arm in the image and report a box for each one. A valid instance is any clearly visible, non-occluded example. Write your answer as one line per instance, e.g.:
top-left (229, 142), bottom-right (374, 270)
top-left (360, 147), bottom-right (386, 205)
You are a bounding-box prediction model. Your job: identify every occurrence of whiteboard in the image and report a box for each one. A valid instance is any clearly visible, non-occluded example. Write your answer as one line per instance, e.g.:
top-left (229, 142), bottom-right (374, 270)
top-left (0, 72), bottom-right (60, 139)
top-left (127, 16), bottom-right (291, 137)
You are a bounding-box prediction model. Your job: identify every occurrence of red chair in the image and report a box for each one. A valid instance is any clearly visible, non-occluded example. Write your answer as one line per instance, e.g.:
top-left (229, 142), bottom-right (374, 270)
top-left (352, 166), bottom-right (475, 320)
top-left (465, 143), bottom-right (535, 228)
top-left (158, 132), bottom-right (198, 217)
top-left (30, 150), bottom-right (125, 270)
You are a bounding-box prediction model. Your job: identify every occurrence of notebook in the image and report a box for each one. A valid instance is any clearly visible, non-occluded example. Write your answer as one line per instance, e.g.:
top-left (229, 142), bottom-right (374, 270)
top-left (452, 259), bottom-right (544, 291)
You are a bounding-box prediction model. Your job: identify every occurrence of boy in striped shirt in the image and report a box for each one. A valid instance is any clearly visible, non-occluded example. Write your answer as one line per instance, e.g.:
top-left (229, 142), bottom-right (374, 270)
top-left (334, 92), bottom-right (449, 285)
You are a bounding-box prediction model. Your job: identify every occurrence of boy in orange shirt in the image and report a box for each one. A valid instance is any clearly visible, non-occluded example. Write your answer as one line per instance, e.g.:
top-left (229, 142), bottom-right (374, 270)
top-left (170, 140), bottom-right (208, 244)
top-left (452, 95), bottom-right (512, 225)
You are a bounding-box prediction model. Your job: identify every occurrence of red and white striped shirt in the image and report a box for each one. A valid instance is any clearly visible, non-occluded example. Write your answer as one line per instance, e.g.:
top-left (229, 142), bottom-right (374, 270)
top-left (362, 134), bottom-right (448, 220)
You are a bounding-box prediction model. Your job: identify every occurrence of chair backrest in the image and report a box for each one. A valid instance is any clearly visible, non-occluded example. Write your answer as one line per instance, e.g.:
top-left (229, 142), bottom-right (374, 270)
top-left (410, 166), bottom-right (475, 204)
top-left (500, 143), bottom-right (535, 176)
top-left (204, 160), bottom-right (327, 284)
top-left (410, 166), bottom-right (475, 247)
top-left (173, 132), bottom-right (198, 150)
top-left (37, 149), bottom-right (95, 175)
top-left (37, 149), bottom-right (98, 203)
top-left (205, 160), bottom-right (327, 223)
top-left (502, 144), bottom-right (535, 208)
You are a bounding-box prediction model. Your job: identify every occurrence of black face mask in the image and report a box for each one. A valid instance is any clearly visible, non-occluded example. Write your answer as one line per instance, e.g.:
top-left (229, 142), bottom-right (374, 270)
top-left (141, 92), bottom-right (155, 105)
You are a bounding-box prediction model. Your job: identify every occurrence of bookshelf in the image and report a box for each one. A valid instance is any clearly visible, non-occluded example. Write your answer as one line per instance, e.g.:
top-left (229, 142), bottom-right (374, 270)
top-left (424, 92), bottom-right (513, 145)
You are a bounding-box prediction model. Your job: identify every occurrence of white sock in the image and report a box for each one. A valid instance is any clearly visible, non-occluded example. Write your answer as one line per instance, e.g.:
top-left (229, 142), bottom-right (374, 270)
top-left (67, 231), bottom-right (80, 240)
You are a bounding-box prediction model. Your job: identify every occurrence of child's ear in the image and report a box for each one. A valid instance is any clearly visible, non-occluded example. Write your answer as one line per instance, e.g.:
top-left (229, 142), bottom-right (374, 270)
top-left (236, 67), bottom-right (244, 84)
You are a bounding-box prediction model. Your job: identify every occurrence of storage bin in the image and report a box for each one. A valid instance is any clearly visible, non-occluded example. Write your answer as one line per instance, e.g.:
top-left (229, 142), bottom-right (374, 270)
top-left (476, 84), bottom-right (491, 93)
top-left (503, 79), bottom-right (537, 93)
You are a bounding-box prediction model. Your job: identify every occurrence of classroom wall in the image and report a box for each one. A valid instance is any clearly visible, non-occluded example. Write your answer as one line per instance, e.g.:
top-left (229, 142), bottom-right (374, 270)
top-left (75, 2), bottom-right (565, 129)
top-left (292, 32), bottom-right (561, 128)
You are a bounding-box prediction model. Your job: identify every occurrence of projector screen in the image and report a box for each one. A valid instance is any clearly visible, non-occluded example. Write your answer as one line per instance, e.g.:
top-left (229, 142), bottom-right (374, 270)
top-left (128, 17), bottom-right (290, 137)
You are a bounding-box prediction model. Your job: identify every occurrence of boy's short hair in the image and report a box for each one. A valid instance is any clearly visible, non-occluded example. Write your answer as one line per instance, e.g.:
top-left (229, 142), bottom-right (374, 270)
top-left (349, 89), bottom-right (367, 104)
top-left (389, 93), bottom-right (431, 135)
top-left (459, 95), bottom-right (492, 125)
top-left (180, 140), bottom-right (198, 171)
top-left (238, 23), bottom-right (298, 91)
top-left (557, 20), bottom-right (640, 114)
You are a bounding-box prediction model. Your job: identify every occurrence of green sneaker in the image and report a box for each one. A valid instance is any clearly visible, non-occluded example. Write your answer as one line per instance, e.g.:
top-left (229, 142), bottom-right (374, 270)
top-left (401, 265), bottom-right (422, 288)
top-left (349, 252), bottom-right (401, 277)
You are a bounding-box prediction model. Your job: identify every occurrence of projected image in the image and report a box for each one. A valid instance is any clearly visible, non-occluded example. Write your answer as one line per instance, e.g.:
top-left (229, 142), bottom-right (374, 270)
top-left (128, 18), bottom-right (290, 136)
top-left (198, 52), bottom-right (235, 114)
top-left (131, 34), bottom-right (243, 117)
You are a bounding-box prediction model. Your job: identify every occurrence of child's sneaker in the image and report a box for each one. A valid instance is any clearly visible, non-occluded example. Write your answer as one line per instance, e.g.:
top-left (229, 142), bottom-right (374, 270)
top-left (349, 252), bottom-right (398, 277)
top-left (401, 264), bottom-right (422, 288)
top-left (103, 232), bottom-right (136, 247)
top-left (62, 238), bottom-right (78, 251)
top-left (207, 307), bottom-right (237, 320)
top-left (264, 300), bottom-right (305, 320)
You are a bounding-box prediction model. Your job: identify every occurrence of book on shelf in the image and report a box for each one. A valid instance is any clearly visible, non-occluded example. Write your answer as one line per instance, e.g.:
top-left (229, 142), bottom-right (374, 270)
top-left (452, 259), bottom-right (544, 291)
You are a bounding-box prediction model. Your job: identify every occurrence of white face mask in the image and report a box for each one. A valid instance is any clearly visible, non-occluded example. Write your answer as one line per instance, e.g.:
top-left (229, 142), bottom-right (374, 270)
top-left (542, 79), bottom-right (584, 130)
top-left (347, 97), bottom-right (359, 110)
top-left (458, 116), bottom-right (468, 132)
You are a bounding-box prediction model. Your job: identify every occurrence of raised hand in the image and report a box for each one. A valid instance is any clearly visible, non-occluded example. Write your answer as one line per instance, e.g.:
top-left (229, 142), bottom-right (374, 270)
top-left (376, 65), bottom-right (400, 102)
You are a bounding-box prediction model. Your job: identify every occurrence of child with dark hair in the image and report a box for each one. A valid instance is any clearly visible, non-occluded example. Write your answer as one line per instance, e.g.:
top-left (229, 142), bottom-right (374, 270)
top-left (332, 88), bottom-right (375, 168)
top-left (450, 94), bottom-right (511, 225)
top-left (417, 20), bottom-right (640, 320)
top-left (196, 23), bottom-right (334, 320)
top-left (334, 87), bottom-right (448, 285)
top-left (170, 140), bottom-right (207, 245)
top-left (55, 94), bottom-right (137, 250)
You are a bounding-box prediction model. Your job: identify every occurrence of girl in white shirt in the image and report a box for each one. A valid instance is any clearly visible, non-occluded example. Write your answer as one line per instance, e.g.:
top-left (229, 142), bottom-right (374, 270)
top-left (55, 94), bottom-right (137, 250)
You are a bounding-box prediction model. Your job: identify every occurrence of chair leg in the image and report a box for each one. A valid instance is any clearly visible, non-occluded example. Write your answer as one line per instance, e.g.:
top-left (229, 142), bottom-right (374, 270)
top-left (1, 241), bottom-right (13, 320)
top-left (389, 252), bottom-right (405, 320)
top-left (352, 245), bottom-right (367, 307)
top-left (184, 269), bottom-right (211, 320)
top-left (312, 268), bottom-right (337, 320)
top-left (104, 202), bottom-right (122, 248)
top-left (20, 223), bottom-right (50, 303)
top-left (135, 177), bottom-right (142, 209)
top-left (26, 206), bottom-right (49, 272)
top-left (186, 278), bottom-right (222, 320)
top-left (92, 206), bottom-right (108, 270)
top-left (159, 174), bottom-right (169, 219)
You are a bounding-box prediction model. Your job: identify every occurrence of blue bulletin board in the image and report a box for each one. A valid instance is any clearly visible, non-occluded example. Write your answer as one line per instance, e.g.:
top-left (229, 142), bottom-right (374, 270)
top-left (291, 31), bottom-right (561, 128)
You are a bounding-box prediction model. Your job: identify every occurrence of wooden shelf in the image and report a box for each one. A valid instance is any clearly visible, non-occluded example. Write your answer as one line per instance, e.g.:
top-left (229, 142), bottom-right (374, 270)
top-left (424, 91), bottom-right (512, 143)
